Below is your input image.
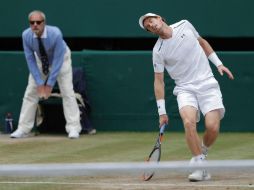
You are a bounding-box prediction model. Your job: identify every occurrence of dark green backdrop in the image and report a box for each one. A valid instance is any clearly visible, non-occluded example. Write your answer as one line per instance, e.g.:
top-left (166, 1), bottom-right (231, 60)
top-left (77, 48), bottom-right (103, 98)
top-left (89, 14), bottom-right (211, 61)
top-left (0, 51), bottom-right (253, 132)
top-left (0, 0), bottom-right (254, 37)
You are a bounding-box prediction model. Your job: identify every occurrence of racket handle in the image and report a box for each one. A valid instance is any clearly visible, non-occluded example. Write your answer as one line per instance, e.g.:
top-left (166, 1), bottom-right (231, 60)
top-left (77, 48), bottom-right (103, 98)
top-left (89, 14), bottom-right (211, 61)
top-left (159, 123), bottom-right (166, 134)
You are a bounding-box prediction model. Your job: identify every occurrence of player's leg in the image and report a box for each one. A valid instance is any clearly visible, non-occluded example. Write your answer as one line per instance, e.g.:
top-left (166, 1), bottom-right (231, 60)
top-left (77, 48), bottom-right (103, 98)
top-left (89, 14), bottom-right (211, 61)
top-left (179, 106), bottom-right (201, 156)
top-left (203, 109), bottom-right (221, 149)
top-left (198, 77), bottom-right (225, 156)
top-left (187, 77), bottom-right (224, 181)
top-left (175, 85), bottom-right (211, 181)
top-left (179, 106), bottom-right (210, 182)
top-left (10, 74), bottom-right (39, 138)
top-left (174, 86), bottom-right (202, 156)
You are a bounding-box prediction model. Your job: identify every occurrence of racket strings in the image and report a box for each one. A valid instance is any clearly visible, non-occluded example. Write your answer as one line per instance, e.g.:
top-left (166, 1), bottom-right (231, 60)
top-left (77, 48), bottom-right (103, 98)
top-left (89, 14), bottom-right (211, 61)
top-left (149, 148), bottom-right (160, 162)
top-left (142, 148), bottom-right (161, 181)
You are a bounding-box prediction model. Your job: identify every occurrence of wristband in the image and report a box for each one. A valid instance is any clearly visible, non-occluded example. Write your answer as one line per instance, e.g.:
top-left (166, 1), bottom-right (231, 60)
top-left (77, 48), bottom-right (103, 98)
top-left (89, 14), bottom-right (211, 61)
top-left (157, 99), bottom-right (167, 116)
top-left (208, 52), bottom-right (223, 67)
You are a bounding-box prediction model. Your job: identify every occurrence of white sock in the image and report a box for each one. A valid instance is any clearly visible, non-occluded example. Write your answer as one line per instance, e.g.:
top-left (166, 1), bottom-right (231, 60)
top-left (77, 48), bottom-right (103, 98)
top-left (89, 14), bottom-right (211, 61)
top-left (202, 141), bottom-right (209, 149)
top-left (201, 141), bottom-right (209, 157)
top-left (189, 154), bottom-right (205, 165)
top-left (196, 154), bottom-right (205, 161)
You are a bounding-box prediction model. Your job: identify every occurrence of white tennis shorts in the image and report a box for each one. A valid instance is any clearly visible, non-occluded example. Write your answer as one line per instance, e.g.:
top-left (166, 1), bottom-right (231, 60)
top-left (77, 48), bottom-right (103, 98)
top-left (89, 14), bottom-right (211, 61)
top-left (173, 77), bottom-right (225, 122)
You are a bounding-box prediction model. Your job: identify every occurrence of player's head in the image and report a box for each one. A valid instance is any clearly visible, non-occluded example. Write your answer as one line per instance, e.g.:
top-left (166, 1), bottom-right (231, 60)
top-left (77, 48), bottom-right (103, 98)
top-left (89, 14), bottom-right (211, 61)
top-left (28, 10), bottom-right (46, 37)
top-left (139, 13), bottom-right (166, 33)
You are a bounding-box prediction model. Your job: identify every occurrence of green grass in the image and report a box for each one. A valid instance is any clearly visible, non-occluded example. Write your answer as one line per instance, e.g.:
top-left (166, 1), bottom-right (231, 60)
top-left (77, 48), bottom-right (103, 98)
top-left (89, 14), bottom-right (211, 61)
top-left (0, 132), bottom-right (253, 190)
top-left (0, 132), bottom-right (253, 164)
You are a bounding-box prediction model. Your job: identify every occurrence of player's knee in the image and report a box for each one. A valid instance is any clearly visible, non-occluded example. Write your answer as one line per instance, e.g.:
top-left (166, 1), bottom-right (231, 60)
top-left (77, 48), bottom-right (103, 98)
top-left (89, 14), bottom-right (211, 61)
top-left (206, 121), bottom-right (220, 134)
top-left (183, 119), bottom-right (196, 131)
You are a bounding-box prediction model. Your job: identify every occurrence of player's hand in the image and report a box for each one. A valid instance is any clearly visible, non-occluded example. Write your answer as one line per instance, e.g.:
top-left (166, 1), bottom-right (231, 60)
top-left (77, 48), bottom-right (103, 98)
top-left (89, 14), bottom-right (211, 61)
top-left (37, 85), bottom-right (46, 98)
top-left (44, 85), bottom-right (53, 99)
top-left (217, 65), bottom-right (234, 80)
top-left (159, 114), bottom-right (169, 127)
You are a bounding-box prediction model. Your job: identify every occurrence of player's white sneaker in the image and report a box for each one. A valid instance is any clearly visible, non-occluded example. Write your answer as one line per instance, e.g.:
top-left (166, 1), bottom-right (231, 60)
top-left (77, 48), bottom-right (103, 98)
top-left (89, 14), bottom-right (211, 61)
top-left (188, 154), bottom-right (211, 182)
top-left (188, 170), bottom-right (211, 182)
top-left (68, 130), bottom-right (79, 139)
top-left (10, 129), bottom-right (29, 138)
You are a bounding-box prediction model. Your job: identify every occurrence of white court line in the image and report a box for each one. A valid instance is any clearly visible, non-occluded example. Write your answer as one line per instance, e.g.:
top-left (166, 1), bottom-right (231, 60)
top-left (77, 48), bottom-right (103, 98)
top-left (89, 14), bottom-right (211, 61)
top-left (0, 181), bottom-right (253, 188)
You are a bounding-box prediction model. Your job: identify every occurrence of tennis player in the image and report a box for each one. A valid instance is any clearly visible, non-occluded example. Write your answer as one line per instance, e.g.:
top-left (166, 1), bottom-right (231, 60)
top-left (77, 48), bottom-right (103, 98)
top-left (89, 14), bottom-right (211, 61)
top-left (139, 13), bottom-right (234, 181)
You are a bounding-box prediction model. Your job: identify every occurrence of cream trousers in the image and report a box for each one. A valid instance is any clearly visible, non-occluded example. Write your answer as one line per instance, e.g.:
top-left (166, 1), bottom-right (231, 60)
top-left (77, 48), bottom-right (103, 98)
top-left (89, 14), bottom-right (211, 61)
top-left (17, 47), bottom-right (81, 134)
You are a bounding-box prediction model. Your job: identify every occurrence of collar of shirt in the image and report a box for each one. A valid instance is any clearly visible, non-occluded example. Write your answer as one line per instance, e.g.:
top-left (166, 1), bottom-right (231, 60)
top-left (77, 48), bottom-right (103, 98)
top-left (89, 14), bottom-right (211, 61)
top-left (33, 26), bottom-right (48, 38)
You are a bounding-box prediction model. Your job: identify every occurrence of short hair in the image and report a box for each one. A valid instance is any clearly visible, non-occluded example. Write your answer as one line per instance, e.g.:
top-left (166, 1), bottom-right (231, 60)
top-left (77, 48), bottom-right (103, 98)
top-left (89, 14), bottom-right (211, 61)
top-left (28, 10), bottom-right (46, 21)
top-left (145, 16), bottom-right (167, 32)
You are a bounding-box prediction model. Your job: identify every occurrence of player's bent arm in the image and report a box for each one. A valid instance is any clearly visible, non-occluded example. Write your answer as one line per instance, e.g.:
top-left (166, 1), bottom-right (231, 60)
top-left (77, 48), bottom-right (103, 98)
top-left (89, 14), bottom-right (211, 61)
top-left (198, 37), bottom-right (223, 67)
top-left (198, 37), bottom-right (214, 56)
top-left (198, 37), bottom-right (234, 79)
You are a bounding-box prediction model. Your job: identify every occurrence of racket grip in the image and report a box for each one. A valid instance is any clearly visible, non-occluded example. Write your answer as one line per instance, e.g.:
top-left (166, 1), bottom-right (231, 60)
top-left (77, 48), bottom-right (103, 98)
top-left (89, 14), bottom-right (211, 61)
top-left (159, 123), bottom-right (166, 134)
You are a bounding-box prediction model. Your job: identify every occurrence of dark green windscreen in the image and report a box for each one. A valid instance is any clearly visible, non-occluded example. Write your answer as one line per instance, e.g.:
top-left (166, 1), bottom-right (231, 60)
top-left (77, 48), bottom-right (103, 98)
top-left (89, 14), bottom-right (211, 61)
top-left (0, 0), bottom-right (254, 37)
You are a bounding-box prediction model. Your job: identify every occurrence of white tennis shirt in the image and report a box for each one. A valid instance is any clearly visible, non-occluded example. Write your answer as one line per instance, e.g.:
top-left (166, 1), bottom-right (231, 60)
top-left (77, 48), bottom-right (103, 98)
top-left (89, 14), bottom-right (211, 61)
top-left (152, 20), bottom-right (213, 86)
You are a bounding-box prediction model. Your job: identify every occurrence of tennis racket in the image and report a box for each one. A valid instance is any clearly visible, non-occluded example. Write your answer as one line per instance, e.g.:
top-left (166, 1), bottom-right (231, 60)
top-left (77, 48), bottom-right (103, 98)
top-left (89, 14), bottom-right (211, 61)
top-left (142, 123), bottom-right (167, 181)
